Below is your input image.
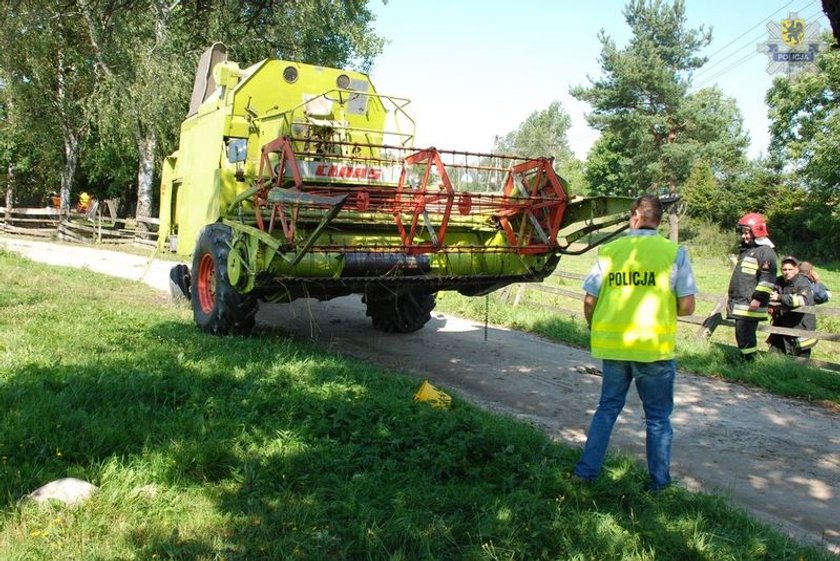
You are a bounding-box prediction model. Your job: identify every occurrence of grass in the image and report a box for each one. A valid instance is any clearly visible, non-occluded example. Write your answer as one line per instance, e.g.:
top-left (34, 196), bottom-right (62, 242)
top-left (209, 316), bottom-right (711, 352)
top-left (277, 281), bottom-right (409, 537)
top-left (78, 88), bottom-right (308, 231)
top-left (0, 249), bottom-right (837, 559)
top-left (437, 250), bottom-right (840, 407)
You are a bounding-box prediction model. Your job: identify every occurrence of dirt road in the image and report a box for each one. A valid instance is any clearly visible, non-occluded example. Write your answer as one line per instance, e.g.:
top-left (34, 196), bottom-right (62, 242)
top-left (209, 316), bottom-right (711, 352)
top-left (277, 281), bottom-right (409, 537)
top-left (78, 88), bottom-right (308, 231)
top-left (3, 236), bottom-right (839, 552)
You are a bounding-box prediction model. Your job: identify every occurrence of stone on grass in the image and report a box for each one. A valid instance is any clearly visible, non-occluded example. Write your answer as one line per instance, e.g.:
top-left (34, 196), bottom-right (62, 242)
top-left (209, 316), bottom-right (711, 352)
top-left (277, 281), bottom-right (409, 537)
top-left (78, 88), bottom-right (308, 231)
top-left (26, 478), bottom-right (98, 506)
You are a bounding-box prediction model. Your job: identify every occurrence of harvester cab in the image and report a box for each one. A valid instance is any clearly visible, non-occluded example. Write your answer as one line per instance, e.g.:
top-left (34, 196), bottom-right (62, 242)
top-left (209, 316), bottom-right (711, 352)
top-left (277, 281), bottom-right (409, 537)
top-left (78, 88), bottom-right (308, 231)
top-left (159, 44), bottom-right (634, 335)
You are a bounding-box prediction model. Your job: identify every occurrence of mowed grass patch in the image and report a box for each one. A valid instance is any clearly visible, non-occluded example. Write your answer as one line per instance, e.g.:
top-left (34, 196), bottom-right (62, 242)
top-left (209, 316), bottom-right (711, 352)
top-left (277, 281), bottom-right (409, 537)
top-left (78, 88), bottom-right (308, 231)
top-left (0, 249), bottom-right (834, 560)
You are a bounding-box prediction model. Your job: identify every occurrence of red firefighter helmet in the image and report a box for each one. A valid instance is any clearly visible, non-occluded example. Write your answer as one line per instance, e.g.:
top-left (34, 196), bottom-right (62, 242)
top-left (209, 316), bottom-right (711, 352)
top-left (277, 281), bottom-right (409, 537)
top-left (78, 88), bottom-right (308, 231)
top-left (737, 212), bottom-right (769, 237)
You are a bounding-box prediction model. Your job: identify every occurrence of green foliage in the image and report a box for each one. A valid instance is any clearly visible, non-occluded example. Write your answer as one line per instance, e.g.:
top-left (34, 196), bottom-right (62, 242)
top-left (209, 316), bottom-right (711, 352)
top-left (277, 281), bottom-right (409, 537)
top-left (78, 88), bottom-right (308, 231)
top-left (681, 156), bottom-right (787, 232)
top-left (0, 0), bottom-right (384, 209)
top-left (583, 131), bottom-right (635, 196)
top-left (678, 87), bottom-right (749, 176)
top-left (495, 101), bottom-right (586, 195)
top-left (767, 45), bottom-right (840, 199)
top-left (574, 0), bottom-right (713, 197)
top-left (496, 101), bottom-right (574, 162)
top-left (675, 216), bottom-right (736, 259)
top-left (0, 1), bottom-right (95, 207)
top-left (680, 160), bottom-right (718, 220)
top-left (576, 0), bottom-right (753, 245)
top-left (765, 44), bottom-right (840, 260)
top-left (767, 188), bottom-right (840, 262)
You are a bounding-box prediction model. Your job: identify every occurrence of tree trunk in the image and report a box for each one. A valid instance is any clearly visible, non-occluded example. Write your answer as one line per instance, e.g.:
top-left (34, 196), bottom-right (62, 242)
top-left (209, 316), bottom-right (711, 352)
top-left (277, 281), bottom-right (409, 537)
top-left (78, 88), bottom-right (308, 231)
top-left (668, 202), bottom-right (679, 242)
top-left (135, 129), bottom-right (156, 237)
top-left (132, 1), bottom-right (171, 238)
top-left (60, 125), bottom-right (79, 216)
top-left (56, 45), bottom-right (79, 216)
top-left (5, 162), bottom-right (13, 222)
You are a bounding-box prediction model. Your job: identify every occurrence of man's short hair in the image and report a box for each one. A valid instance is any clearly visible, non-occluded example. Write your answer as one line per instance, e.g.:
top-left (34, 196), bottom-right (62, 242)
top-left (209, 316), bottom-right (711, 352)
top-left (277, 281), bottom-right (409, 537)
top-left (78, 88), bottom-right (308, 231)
top-left (631, 195), bottom-right (663, 225)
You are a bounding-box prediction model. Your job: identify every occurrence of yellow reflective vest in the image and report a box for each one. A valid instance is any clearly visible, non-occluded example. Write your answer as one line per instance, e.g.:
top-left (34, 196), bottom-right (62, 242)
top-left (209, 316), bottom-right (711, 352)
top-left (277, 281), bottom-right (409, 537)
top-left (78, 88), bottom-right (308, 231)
top-left (590, 234), bottom-right (679, 362)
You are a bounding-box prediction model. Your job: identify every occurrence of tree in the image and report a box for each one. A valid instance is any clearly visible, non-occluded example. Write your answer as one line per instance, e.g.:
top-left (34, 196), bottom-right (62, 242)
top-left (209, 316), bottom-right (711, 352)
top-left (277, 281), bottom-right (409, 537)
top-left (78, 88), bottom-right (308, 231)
top-left (680, 159), bottom-right (718, 221)
top-left (583, 131), bottom-right (633, 196)
top-left (572, 0), bottom-right (713, 240)
top-left (494, 101), bottom-right (586, 194)
top-left (0, 0), bottom-right (383, 226)
top-left (767, 46), bottom-right (840, 260)
top-left (83, 0), bottom-right (384, 232)
top-left (767, 46), bottom-right (840, 200)
top-left (0, 1), bottom-right (94, 213)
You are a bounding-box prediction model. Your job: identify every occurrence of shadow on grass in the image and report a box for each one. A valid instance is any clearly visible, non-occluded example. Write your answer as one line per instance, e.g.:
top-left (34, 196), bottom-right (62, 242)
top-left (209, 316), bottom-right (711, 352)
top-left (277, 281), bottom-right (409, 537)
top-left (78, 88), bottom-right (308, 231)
top-left (0, 311), bottom-right (833, 558)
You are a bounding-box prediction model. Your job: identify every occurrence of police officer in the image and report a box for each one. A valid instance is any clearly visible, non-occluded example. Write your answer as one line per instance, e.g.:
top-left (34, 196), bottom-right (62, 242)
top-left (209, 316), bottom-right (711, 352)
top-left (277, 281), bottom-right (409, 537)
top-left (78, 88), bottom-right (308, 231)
top-left (727, 213), bottom-right (777, 361)
top-left (574, 195), bottom-right (697, 492)
top-left (768, 256), bottom-right (816, 357)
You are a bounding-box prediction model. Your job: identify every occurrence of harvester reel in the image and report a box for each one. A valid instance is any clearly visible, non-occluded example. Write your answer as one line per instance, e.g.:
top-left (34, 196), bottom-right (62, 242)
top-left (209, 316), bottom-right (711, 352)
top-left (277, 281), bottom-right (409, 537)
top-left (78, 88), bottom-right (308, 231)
top-left (190, 223), bottom-right (258, 335)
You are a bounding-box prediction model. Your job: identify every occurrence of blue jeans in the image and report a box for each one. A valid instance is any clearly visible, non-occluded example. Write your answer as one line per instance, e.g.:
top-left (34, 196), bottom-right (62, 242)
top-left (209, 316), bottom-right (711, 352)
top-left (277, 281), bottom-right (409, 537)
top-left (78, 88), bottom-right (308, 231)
top-left (574, 359), bottom-right (675, 489)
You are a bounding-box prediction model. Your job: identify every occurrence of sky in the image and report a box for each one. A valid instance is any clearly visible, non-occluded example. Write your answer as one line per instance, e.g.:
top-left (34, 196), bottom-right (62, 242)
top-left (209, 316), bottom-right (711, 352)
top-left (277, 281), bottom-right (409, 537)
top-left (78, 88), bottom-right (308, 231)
top-left (367, 0), bottom-right (831, 160)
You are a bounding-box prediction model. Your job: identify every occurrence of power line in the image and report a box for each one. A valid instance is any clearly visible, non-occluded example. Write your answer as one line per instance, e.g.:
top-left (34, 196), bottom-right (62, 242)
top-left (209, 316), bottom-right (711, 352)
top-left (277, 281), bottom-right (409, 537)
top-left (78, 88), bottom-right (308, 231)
top-left (699, 0), bottom-right (798, 65)
top-left (694, 0), bottom-right (818, 80)
top-left (694, 7), bottom-right (825, 88)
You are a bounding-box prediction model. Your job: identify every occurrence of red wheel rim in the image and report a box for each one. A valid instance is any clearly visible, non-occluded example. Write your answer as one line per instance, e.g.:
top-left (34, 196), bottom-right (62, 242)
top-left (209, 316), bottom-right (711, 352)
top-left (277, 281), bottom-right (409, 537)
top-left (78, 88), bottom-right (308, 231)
top-left (196, 253), bottom-right (216, 313)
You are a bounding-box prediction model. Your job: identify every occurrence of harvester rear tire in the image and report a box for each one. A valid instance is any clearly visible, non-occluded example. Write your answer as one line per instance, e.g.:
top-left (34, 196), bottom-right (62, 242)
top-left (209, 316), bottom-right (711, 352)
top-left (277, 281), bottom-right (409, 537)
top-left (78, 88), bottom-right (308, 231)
top-left (190, 223), bottom-right (258, 335)
top-left (365, 290), bottom-right (436, 333)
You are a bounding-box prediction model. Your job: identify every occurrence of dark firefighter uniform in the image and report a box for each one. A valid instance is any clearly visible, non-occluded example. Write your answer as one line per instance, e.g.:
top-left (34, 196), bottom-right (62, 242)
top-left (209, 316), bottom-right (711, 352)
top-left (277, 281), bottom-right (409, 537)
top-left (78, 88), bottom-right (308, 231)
top-left (727, 244), bottom-right (777, 359)
top-left (768, 273), bottom-right (816, 357)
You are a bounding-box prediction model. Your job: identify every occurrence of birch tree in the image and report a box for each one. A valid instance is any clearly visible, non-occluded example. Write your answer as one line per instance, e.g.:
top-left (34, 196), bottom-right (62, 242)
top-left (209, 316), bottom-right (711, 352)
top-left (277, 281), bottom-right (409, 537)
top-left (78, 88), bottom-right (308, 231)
top-left (0, 2), bottom-right (93, 213)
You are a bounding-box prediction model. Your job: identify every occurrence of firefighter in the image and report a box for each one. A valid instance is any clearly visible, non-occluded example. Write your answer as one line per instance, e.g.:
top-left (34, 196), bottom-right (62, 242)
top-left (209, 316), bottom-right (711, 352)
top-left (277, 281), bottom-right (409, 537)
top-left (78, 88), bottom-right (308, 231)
top-left (768, 256), bottom-right (817, 357)
top-left (726, 212), bottom-right (777, 361)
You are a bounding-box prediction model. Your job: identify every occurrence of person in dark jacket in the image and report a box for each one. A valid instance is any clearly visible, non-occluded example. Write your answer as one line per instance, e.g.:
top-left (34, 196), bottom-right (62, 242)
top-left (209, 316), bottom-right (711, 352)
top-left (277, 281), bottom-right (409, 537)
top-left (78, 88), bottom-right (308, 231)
top-left (768, 256), bottom-right (817, 357)
top-left (798, 261), bottom-right (832, 305)
top-left (727, 213), bottom-right (777, 361)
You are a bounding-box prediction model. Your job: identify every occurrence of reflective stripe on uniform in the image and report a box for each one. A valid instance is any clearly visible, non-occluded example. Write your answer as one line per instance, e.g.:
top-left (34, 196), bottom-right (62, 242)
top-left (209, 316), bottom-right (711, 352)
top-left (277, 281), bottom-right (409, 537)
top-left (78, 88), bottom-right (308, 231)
top-left (730, 303), bottom-right (769, 319)
top-left (797, 337), bottom-right (817, 350)
top-left (755, 280), bottom-right (775, 294)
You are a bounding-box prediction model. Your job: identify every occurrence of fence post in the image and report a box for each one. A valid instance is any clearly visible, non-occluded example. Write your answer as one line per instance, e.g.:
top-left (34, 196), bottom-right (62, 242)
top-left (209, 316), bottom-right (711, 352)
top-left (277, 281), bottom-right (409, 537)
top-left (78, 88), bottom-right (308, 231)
top-left (512, 285), bottom-right (525, 307)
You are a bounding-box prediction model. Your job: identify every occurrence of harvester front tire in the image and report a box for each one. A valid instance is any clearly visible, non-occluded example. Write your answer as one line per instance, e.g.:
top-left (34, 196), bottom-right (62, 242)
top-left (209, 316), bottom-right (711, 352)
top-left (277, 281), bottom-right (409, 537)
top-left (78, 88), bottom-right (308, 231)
top-left (190, 223), bottom-right (258, 335)
top-left (365, 290), bottom-right (436, 333)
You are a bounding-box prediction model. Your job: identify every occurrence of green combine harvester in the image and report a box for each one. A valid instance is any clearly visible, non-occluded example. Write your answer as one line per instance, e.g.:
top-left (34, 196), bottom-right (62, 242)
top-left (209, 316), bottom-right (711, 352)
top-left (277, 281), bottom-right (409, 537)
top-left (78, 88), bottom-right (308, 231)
top-left (158, 44), bottom-right (633, 335)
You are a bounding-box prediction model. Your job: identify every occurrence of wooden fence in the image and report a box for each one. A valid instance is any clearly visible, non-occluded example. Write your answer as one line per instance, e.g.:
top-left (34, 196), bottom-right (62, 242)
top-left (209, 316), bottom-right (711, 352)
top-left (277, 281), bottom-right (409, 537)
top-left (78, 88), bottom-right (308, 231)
top-left (3, 204), bottom-right (837, 370)
top-left (503, 270), bottom-right (840, 372)
top-left (0, 203), bottom-right (158, 247)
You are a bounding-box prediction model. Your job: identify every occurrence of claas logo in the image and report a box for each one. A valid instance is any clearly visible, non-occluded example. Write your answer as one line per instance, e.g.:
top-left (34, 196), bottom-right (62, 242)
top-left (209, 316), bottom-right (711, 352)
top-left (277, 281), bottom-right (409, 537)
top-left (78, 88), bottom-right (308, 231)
top-left (314, 164), bottom-right (382, 180)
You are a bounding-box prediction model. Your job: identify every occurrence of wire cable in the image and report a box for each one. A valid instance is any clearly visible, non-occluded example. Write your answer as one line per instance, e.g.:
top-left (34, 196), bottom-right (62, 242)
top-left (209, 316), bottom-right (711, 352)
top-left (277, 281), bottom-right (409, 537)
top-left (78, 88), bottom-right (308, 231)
top-left (694, 0), bottom-right (818, 80)
top-left (694, 7), bottom-right (825, 88)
